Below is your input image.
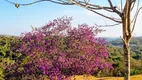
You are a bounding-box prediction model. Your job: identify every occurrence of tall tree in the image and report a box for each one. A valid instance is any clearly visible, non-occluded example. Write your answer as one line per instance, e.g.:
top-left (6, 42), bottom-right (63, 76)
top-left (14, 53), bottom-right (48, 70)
top-left (5, 0), bottom-right (142, 80)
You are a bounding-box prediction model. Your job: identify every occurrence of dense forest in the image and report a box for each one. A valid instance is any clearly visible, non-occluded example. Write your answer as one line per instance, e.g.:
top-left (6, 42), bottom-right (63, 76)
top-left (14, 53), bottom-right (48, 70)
top-left (109, 37), bottom-right (142, 62)
top-left (107, 37), bottom-right (142, 76)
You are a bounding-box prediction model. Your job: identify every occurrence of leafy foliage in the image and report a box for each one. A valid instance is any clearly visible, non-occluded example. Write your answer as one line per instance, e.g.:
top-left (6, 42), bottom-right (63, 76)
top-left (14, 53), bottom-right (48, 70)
top-left (0, 35), bottom-right (21, 80)
top-left (107, 39), bottom-right (142, 77)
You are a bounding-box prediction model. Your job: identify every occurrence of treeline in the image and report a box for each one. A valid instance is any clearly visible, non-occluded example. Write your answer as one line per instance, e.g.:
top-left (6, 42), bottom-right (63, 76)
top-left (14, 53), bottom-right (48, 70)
top-left (109, 37), bottom-right (142, 49)
top-left (106, 38), bottom-right (142, 76)
top-left (109, 37), bottom-right (142, 61)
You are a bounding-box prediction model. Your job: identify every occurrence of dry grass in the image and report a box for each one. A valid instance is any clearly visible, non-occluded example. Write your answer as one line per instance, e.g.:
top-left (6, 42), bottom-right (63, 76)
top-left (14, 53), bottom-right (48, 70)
top-left (69, 74), bottom-right (142, 80)
top-left (69, 75), bottom-right (96, 80)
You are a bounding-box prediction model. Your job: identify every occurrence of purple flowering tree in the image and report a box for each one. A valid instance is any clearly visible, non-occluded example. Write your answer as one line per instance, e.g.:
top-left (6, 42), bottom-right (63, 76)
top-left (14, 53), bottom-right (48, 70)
top-left (5, 17), bottom-right (112, 80)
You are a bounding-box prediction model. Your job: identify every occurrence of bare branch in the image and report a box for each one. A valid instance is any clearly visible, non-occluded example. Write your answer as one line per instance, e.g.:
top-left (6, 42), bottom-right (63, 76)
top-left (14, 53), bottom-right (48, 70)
top-left (88, 9), bottom-right (122, 23)
top-left (5, 0), bottom-right (122, 23)
top-left (69, 0), bottom-right (122, 23)
top-left (131, 0), bottom-right (136, 11)
top-left (72, 0), bottom-right (113, 10)
top-left (5, 0), bottom-right (74, 6)
top-left (131, 7), bottom-right (142, 33)
top-left (84, 0), bottom-right (90, 4)
top-left (95, 23), bottom-right (121, 27)
top-left (131, 0), bottom-right (140, 23)
top-left (107, 0), bottom-right (113, 7)
top-left (107, 0), bottom-right (122, 16)
top-left (121, 0), bottom-right (123, 12)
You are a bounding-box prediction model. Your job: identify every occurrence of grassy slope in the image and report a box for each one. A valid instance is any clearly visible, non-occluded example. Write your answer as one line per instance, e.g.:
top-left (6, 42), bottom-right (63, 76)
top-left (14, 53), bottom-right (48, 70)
top-left (69, 74), bottom-right (142, 80)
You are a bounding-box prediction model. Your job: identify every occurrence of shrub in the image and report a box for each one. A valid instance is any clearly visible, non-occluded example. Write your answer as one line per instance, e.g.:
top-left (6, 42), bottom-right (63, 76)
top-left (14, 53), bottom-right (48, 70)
top-left (0, 36), bottom-right (21, 80)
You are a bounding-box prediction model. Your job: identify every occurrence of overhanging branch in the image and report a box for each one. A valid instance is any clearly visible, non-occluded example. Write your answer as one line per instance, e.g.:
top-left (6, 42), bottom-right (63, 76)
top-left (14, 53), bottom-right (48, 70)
top-left (5, 0), bottom-right (122, 23)
top-left (69, 0), bottom-right (122, 23)
top-left (5, 0), bottom-right (74, 5)
top-left (107, 0), bottom-right (122, 16)
top-left (131, 7), bottom-right (142, 33)
top-left (95, 23), bottom-right (121, 27)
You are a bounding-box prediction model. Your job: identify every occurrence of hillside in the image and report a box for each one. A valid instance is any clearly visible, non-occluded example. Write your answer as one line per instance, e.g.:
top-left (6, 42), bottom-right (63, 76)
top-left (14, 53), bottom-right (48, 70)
top-left (108, 37), bottom-right (142, 47)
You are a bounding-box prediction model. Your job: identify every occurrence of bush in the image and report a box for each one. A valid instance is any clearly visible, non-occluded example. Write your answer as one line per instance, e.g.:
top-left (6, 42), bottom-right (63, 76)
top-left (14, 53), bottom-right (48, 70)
top-left (0, 36), bottom-right (21, 80)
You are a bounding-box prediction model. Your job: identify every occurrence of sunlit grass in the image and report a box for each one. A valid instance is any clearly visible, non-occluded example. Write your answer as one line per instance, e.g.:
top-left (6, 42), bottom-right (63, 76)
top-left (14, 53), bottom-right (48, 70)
top-left (69, 74), bottom-right (142, 80)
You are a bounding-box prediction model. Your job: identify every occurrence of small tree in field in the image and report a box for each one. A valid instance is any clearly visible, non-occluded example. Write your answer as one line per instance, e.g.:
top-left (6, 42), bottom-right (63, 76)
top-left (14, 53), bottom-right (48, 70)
top-left (5, 17), bottom-right (112, 80)
top-left (5, 0), bottom-right (142, 80)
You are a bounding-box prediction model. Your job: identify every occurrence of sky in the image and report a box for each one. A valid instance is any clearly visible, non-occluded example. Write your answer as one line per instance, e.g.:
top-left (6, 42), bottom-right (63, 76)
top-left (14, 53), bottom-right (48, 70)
top-left (0, 0), bottom-right (142, 37)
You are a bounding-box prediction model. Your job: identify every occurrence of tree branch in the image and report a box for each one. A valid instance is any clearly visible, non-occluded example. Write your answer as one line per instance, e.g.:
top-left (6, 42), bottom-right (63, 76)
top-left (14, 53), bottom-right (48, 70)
top-left (69, 0), bottom-right (122, 23)
top-left (131, 0), bottom-right (140, 23)
top-left (131, 7), bottom-right (142, 33)
top-left (131, 0), bottom-right (136, 11)
top-left (95, 23), bottom-right (121, 27)
top-left (5, 0), bottom-right (74, 6)
top-left (5, 0), bottom-right (122, 23)
top-left (107, 0), bottom-right (122, 17)
top-left (120, 0), bottom-right (123, 12)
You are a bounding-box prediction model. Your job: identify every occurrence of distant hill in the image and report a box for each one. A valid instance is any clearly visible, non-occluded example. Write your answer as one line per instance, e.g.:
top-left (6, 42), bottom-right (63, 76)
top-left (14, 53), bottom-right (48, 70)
top-left (108, 36), bottom-right (142, 45)
top-left (100, 36), bottom-right (142, 42)
top-left (0, 34), bottom-right (19, 37)
top-left (107, 37), bottom-right (142, 53)
top-left (99, 37), bottom-right (119, 42)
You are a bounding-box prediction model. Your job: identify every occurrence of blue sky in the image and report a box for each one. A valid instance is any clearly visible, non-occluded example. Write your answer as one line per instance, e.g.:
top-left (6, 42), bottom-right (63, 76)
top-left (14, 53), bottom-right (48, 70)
top-left (0, 0), bottom-right (142, 37)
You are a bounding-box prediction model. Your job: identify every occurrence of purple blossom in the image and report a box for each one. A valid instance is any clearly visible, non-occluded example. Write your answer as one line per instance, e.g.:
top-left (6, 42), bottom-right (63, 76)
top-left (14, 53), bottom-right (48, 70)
top-left (15, 16), bottom-right (112, 80)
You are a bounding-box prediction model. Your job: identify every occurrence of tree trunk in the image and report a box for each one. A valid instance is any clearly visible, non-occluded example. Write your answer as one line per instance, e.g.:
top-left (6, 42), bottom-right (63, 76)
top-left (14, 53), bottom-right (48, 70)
top-left (122, 11), bottom-right (131, 80)
top-left (123, 41), bottom-right (131, 80)
top-left (122, 1), bottom-right (132, 80)
top-left (122, 21), bottom-right (131, 80)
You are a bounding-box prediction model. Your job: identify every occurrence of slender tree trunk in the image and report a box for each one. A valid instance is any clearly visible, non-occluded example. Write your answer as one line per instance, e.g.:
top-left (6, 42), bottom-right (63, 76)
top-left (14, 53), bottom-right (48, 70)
top-left (123, 41), bottom-right (131, 80)
top-left (122, 5), bottom-right (132, 80)
top-left (122, 20), bottom-right (131, 80)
